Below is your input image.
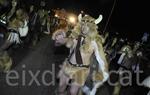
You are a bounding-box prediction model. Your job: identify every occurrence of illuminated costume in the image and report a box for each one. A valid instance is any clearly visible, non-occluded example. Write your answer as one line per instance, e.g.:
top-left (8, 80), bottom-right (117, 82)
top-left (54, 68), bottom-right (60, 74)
top-left (56, 14), bottom-right (109, 95)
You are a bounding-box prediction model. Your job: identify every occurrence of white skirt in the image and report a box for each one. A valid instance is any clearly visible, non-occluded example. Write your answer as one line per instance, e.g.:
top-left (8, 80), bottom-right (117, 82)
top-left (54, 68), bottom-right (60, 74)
top-left (142, 76), bottom-right (150, 88)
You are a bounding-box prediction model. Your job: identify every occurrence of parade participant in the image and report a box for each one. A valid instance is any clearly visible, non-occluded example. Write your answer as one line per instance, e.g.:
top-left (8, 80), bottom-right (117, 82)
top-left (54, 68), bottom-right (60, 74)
top-left (52, 26), bottom-right (68, 46)
top-left (0, 0), bottom-right (17, 41)
top-left (16, 8), bottom-right (29, 37)
top-left (52, 29), bottom-right (66, 46)
top-left (105, 37), bottom-right (118, 62)
top-left (0, 51), bottom-right (12, 72)
top-left (110, 43), bottom-right (133, 95)
top-left (117, 43), bottom-right (134, 71)
top-left (52, 25), bottom-right (70, 55)
top-left (40, 11), bottom-right (49, 34)
top-left (37, 8), bottom-right (48, 40)
top-left (112, 42), bottom-right (141, 95)
top-left (0, 0), bottom-right (18, 73)
top-left (0, 8), bottom-right (28, 51)
top-left (0, 8), bottom-right (28, 72)
top-left (55, 14), bottom-right (109, 95)
top-left (6, 0), bottom-right (17, 22)
top-left (28, 5), bottom-right (40, 46)
top-left (119, 42), bottom-right (141, 70)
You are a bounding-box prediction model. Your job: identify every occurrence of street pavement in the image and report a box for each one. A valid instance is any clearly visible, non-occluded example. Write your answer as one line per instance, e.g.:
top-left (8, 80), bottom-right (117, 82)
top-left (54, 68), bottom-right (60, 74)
top-left (0, 35), bottom-right (148, 95)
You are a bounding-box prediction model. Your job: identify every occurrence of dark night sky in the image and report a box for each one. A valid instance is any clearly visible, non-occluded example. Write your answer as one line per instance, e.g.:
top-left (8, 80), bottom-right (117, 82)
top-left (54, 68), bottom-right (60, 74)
top-left (22, 0), bottom-right (150, 40)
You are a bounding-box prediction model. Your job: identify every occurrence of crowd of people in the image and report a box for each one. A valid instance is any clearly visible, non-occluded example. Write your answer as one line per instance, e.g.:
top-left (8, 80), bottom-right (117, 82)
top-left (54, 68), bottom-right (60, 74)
top-left (0, 0), bottom-right (150, 95)
top-left (0, 0), bottom-right (61, 71)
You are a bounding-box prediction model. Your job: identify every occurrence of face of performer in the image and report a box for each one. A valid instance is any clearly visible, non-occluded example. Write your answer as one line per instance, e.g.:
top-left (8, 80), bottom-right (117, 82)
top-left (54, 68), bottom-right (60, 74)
top-left (81, 22), bottom-right (90, 35)
top-left (12, 0), bottom-right (17, 7)
top-left (16, 9), bottom-right (23, 17)
top-left (134, 42), bottom-right (140, 50)
top-left (30, 5), bottom-right (34, 12)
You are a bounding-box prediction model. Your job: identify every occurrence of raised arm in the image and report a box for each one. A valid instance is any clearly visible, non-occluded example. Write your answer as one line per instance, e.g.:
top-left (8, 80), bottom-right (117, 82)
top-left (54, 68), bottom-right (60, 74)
top-left (7, 0), bottom-right (17, 21)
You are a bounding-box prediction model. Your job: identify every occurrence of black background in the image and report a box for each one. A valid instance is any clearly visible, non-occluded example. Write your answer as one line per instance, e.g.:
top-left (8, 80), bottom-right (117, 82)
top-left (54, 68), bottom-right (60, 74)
top-left (3, 0), bottom-right (150, 40)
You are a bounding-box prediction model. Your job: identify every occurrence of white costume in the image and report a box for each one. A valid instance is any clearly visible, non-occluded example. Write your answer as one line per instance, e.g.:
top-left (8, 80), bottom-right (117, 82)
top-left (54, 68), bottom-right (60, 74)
top-left (7, 20), bottom-right (29, 44)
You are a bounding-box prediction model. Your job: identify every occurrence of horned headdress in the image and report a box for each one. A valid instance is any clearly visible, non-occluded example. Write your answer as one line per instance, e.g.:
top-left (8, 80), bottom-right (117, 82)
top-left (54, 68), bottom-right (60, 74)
top-left (78, 13), bottom-right (103, 24)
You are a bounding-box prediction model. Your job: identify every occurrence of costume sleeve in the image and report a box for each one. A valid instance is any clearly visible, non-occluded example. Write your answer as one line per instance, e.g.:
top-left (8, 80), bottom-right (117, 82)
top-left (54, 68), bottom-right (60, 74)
top-left (92, 41), bottom-right (105, 72)
top-left (92, 41), bottom-right (109, 82)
